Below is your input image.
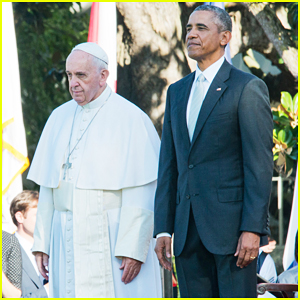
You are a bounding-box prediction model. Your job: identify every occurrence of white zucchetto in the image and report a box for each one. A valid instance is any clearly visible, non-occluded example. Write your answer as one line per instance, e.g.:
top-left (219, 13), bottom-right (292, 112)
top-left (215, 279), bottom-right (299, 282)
top-left (72, 42), bottom-right (109, 65)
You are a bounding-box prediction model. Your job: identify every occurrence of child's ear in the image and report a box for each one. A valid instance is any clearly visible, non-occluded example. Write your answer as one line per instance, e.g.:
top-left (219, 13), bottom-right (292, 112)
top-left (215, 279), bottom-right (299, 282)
top-left (15, 211), bottom-right (24, 224)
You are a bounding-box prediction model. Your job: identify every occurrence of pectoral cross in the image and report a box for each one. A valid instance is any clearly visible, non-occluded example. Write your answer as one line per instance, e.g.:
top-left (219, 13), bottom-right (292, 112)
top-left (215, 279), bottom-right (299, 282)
top-left (62, 158), bottom-right (72, 180)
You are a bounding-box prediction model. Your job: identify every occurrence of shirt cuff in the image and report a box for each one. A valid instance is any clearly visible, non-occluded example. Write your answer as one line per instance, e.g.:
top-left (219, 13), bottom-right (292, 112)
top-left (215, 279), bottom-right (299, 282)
top-left (156, 232), bottom-right (172, 238)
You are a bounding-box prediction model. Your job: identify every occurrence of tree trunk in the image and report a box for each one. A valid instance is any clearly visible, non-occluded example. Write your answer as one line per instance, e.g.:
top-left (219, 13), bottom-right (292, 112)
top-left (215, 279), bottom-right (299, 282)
top-left (228, 3), bottom-right (297, 103)
top-left (116, 2), bottom-right (191, 135)
top-left (242, 2), bottom-right (298, 79)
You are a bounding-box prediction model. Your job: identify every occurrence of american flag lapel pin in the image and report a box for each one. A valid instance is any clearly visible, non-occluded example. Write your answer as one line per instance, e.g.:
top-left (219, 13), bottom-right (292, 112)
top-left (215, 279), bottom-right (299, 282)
top-left (216, 87), bottom-right (221, 91)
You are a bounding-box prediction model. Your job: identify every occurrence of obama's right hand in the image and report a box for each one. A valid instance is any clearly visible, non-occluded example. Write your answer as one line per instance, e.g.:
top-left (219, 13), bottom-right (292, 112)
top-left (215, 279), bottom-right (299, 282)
top-left (154, 236), bottom-right (172, 271)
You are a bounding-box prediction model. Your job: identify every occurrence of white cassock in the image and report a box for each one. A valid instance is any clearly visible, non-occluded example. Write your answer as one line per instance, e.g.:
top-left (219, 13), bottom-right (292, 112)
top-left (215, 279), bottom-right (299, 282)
top-left (27, 85), bottom-right (162, 298)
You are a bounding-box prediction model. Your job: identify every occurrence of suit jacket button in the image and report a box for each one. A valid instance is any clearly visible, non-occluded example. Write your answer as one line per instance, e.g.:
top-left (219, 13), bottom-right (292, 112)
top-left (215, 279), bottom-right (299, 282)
top-left (186, 195), bottom-right (190, 199)
top-left (189, 164), bottom-right (194, 169)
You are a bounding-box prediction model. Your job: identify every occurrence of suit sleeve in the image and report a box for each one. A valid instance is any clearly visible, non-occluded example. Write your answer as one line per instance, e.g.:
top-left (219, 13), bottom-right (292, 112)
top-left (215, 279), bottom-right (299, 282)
top-left (153, 86), bottom-right (178, 237)
top-left (238, 78), bottom-right (273, 235)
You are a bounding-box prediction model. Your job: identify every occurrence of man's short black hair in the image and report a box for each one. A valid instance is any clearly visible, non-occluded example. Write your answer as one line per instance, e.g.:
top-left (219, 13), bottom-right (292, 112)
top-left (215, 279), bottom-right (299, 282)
top-left (193, 5), bottom-right (232, 33)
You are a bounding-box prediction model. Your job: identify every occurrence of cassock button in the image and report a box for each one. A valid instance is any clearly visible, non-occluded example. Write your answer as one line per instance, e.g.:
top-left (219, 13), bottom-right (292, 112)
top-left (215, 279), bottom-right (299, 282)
top-left (67, 249), bottom-right (70, 253)
top-left (189, 164), bottom-right (194, 169)
top-left (186, 195), bottom-right (190, 199)
top-left (67, 280), bottom-right (71, 283)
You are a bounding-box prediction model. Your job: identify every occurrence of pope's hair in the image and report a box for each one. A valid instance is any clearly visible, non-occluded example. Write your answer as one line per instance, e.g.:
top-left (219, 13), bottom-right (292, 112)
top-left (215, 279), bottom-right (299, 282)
top-left (91, 55), bottom-right (108, 73)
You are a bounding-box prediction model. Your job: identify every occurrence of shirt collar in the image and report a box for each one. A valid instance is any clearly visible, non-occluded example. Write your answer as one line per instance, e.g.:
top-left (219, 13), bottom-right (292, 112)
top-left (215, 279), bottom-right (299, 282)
top-left (195, 56), bottom-right (225, 84)
top-left (81, 84), bottom-right (112, 110)
top-left (15, 231), bottom-right (33, 252)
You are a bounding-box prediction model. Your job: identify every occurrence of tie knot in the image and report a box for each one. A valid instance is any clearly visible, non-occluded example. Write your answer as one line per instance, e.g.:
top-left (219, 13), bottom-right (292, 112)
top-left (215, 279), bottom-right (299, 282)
top-left (198, 74), bottom-right (205, 83)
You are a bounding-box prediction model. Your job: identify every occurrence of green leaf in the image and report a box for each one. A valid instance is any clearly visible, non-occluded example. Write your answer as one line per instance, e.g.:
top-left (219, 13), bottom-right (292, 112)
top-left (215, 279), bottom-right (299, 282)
top-left (284, 130), bottom-right (293, 144)
top-left (293, 93), bottom-right (298, 114)
top-left (291, 126), bottom-right (298, 137)
top-left (289, 148), bottom-right (298, 160)
top-left (278, 110), bottom-right (289, 118)
top-left (287, 140), bottom-right (297, 148)
top-left (273, 115), bottom-right (292, 126)
top-left (281, 92), bottom-right (293, 112)
top-left (273, 154), bottom-right (279, 161)
top-left (278, 58), bottom-right (284, 64)
top-left (278, 130), bottom-right (286, 142)
top-left (272, 110), bottom-right (279, 117)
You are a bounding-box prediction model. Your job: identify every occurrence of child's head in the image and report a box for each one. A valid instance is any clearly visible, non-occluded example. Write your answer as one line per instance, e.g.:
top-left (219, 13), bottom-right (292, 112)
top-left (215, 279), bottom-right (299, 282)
top-left (10, 190), bottom-right (39, 237)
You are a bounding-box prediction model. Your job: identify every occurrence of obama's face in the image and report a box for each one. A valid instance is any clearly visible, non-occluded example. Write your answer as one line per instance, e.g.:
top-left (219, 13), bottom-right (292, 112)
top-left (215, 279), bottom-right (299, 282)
top-left (186, 10), bottom-right (230, 66)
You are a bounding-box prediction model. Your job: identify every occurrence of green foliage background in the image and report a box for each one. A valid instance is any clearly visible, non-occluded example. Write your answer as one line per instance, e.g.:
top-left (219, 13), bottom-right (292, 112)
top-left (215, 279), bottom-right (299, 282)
top-left (13, 3), bottom-right (89, 163)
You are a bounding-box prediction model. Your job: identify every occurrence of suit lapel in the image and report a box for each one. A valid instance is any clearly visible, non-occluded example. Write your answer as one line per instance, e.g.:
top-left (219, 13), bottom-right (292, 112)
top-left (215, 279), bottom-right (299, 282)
top-left (177, 72), bottom-right (195, 147)
top-left (20, 246), bottom-right (42, 288)
top-left (190, 60), bottom-right (232, 150)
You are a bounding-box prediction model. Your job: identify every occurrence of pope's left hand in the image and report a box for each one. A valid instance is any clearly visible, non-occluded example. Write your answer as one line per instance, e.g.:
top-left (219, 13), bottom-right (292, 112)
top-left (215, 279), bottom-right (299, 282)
top-left (234, 231), bottom-right (260, 268)
top-left (120, 257), bottom-right (142, 284)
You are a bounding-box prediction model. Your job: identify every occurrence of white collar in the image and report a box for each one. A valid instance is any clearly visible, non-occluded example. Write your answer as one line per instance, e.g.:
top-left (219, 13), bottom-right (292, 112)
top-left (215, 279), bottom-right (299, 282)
top-left (79, 84), bottom-right (112, 110)
top-left (195, 56), bottom-right (225, 84)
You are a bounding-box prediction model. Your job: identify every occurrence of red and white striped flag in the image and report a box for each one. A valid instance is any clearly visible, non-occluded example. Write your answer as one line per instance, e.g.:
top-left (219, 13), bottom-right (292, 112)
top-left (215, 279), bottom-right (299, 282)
top-left (2, 2), bottom-right (29, 233)
top-left (88, 2), bottom-right (117, 92)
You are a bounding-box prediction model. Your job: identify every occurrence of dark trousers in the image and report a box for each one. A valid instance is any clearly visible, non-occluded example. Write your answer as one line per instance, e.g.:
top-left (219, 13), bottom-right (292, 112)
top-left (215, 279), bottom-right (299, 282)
top-left (175, 209), bottom-right (257, 298)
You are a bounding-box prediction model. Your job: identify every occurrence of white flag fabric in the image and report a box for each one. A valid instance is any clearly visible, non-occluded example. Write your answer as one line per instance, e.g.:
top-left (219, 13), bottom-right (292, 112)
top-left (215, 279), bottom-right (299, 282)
top-left (282, 165), bottom-right (298, 270)
top-left (2, 2), bottom-right (29, 233)
top-left (204, 2), bottom-right (232, 64)
top-left (88, 2), bottom-right (117, 92)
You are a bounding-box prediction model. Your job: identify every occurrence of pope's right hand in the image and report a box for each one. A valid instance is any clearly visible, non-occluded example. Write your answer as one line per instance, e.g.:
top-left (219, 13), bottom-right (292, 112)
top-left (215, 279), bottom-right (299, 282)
top-left (154, 236), bottom-right (172, 271)
top-left (34, 252), bottom-right (49, 280)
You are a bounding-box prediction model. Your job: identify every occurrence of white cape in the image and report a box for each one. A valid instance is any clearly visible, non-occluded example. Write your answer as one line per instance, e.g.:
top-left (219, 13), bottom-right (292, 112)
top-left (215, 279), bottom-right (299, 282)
top-left (27, 86), bottom-right (160, 190)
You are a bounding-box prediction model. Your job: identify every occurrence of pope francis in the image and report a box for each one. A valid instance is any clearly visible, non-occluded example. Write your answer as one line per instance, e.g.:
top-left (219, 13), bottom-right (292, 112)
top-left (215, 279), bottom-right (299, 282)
top-left (27, 42), bottom-right (162, 298)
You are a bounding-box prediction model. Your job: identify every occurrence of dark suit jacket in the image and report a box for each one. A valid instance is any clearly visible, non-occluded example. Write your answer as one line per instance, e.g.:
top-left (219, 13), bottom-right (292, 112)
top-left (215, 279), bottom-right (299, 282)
top-left (154, 60), bottom-right (273, 257)
top-left (19, 246), bottom-right (48, 298)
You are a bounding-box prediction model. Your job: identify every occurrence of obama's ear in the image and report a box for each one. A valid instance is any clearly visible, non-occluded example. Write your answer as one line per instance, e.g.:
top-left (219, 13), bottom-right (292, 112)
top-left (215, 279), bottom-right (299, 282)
top-left (220, 31), bottom-right (231, 48)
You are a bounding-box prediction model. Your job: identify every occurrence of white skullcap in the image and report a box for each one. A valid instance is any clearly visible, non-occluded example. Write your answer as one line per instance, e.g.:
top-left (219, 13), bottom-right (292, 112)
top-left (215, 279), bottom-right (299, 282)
top-left (71, 42), bottom-right (109, 65)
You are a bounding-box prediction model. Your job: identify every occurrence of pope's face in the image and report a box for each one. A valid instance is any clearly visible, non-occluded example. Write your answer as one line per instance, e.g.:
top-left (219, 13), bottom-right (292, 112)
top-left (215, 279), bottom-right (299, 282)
top-left (186, 10), bottom-right (226, 63)
top-left (66, 51), bottom-right (102, 106)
